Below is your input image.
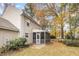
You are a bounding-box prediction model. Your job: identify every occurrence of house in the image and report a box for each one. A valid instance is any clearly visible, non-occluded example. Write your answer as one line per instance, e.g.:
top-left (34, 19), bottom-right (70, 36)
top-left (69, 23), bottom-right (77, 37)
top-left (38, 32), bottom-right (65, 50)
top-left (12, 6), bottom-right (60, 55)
top-left (0, 17), bottom-right (19, 47)
top-left (0, 4), bottom-right (50, 47)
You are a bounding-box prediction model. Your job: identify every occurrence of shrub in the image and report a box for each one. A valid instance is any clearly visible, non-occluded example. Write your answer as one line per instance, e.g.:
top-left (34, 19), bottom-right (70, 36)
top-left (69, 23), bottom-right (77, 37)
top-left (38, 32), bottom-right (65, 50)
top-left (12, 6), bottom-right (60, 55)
top-left (16, 37), bottom-right (27, 47)
top-left (63, 39), bottom-right (79, 47)
top-left (1, 37), bottom-right (27, 53)
top-left (50, 35), bottom-right (56, 39)
top-left (65, 34), bottom-right (74, 39)
top-left (63, 39), bottom-right (72, 44)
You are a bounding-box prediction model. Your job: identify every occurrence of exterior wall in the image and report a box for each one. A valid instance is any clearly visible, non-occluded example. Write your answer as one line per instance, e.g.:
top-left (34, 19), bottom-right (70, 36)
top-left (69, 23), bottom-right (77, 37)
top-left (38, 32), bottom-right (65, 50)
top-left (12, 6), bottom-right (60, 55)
top-left (0, 29), bottom-right (19, 48)
top-left (29, 20), bottom-right (41, 44)
top-left (2, 6), bottom-right (22, 37)
top-left (21, 16), bottom-right (41, 44)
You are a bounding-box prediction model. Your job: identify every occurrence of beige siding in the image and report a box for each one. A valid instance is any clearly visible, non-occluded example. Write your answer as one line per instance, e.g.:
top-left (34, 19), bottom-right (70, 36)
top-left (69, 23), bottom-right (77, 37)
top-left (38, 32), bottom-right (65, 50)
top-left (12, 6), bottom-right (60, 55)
top-left (21, 17), bottom-right (41, 44)
top-left (28, 20), bottom-right (41, 44)
top-left (0, 29), bottom-right (18, 47)
top-left (2, 6), bottom-right (22, 37)
top-left (2, 6), bottom-right (22, 29)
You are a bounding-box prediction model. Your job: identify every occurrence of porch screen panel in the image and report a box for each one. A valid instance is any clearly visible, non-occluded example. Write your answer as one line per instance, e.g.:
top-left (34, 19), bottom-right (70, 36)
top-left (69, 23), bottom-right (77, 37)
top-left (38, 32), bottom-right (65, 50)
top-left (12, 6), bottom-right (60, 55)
top-left (41, 32), bottom-right (44, 44)
top-left (33, 32), bottom-right (36, 43)
top-left (46, 32), bottom-right (50, 43)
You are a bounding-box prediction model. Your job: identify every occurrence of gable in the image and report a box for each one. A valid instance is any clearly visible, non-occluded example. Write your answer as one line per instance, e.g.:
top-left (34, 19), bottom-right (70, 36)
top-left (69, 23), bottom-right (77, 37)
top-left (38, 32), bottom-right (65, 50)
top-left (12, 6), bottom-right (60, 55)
top-left (2, 5), bottom-right (23, 30)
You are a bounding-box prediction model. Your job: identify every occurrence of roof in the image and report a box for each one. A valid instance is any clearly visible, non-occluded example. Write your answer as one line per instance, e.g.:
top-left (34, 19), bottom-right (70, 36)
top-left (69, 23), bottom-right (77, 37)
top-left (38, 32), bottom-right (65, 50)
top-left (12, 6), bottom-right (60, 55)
top-left (0, 17), bottom-right (19, 32)
top-left (21, 11), bottom-right (41, 27)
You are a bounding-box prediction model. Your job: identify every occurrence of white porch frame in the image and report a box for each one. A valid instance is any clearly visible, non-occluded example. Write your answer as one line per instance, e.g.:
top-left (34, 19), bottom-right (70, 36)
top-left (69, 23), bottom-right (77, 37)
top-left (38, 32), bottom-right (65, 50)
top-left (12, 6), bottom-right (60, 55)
top-left (36, 32), bottom-right (41, 44)
top-left (33, 29), bottom-right (49, 45)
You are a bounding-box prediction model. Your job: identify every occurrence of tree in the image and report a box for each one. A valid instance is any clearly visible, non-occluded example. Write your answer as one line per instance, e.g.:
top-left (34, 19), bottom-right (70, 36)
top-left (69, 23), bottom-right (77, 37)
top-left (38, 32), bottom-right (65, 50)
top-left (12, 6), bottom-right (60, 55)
top-left (24, 3), bottom-right (49, 30)
top-left (35, 9), bottom-right (49, 30)
top-left (46, 3), bottom-right (68, 39)
top-left (68, 3), bottom-right (79, 39)
top-left (23, 3), bottom-right (36, 17)
top-left (59, 3), bottom-right (67, 39)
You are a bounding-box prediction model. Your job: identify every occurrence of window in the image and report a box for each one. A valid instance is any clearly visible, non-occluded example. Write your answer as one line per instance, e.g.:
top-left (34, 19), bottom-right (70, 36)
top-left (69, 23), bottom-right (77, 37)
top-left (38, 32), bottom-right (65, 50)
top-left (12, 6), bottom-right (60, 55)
top-left (25, 33), bottom-right (28, 37)
top-left (27, 22), bottom-right (29, 26)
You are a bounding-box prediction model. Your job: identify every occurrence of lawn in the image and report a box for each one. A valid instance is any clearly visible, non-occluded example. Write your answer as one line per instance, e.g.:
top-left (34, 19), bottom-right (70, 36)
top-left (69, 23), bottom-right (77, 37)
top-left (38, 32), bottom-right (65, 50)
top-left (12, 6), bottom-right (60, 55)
top-left (1, 41), bottom-right (79, 56)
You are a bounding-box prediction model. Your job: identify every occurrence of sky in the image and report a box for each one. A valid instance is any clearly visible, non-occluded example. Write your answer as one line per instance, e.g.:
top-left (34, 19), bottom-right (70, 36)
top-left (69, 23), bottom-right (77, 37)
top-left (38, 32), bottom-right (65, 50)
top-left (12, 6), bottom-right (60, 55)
top-left (0, 3), bottom-right (25, 15)
top-left (0, 3), bottom-right (4, 14)
top-left (15, 3), bottom-right (25, 9)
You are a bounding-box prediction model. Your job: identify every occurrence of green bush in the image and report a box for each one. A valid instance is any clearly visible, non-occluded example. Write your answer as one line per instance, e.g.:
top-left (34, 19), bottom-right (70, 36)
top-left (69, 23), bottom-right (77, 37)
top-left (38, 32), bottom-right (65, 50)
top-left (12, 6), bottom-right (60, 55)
top-left (1, 37), bottom-right (27, 53)
top-left (63, 39), bottom-right (79, 47)
top-left (50, 35), bottom-right (56, 39)
top-left (65, 34), bottom-right (75, 39)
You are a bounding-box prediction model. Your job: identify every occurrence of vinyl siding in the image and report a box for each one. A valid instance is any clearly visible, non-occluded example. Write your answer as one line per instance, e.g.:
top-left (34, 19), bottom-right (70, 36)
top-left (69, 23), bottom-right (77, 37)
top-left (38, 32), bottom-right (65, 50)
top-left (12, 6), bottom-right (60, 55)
top-left (21, 16), bottom-right (41, 44)
top-left (0, 29), bottom-right (18, 48)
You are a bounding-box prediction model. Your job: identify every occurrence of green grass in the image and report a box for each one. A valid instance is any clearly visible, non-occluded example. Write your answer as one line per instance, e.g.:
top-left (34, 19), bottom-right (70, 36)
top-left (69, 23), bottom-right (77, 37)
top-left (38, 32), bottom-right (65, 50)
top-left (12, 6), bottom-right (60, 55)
top-left (1, 41), bottom-right (79, 56)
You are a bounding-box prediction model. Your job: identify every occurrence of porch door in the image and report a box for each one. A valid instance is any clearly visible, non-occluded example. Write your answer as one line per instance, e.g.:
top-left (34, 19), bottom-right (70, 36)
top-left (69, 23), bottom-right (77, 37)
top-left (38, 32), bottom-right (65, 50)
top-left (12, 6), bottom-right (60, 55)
top-left (36, 33), bottom-right (40, 44)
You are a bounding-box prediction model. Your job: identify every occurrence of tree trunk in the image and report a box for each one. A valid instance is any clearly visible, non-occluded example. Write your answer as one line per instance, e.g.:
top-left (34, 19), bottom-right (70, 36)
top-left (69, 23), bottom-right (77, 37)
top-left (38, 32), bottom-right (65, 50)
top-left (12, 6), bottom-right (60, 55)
top-left (61, 25), bottom-right (64, 39)
top-left (55, 26), bottom-right (57, 38)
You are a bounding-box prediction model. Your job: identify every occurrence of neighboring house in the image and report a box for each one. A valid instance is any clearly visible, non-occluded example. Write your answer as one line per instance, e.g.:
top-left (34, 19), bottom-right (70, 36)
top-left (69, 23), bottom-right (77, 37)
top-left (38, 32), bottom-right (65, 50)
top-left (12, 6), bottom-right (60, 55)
top-left (0, 17), bottom-right (19, 47)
